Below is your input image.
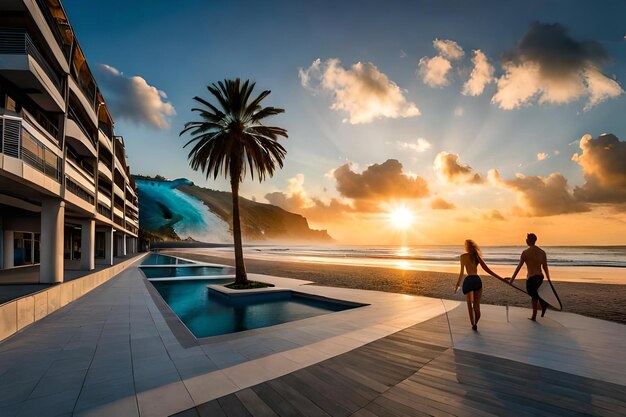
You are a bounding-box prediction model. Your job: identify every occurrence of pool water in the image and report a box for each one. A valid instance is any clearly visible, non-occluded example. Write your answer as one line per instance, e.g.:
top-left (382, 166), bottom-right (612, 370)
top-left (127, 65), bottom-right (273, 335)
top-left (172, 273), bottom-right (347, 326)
top-left (141, 265), bottom-right (232, 279)
top-left (151, 280), bottom-right (361, 338)
top-left (142, 253), bottom-right (195, 265)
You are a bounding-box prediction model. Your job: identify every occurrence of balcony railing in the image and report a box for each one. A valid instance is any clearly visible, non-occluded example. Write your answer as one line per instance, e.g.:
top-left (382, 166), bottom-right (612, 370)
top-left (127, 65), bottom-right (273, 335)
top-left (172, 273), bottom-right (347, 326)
top-left (97, 203), bottom-right (111, 218)
top-left (1, 115), bottom-right (61, 181)
top-left (68, 106), bottom-right (96, 148)
top-left (0, 29), bottom-right (63, 91)
top-left (66, 176), bottom-right (95, 205)
top-left (23, 109), bottom-right (59, 144)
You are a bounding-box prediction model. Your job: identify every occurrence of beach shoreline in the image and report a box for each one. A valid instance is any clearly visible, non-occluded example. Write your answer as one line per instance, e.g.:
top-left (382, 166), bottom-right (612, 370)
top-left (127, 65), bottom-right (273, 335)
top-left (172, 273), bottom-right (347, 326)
top-left (163, 249), bottom-right (626, 325)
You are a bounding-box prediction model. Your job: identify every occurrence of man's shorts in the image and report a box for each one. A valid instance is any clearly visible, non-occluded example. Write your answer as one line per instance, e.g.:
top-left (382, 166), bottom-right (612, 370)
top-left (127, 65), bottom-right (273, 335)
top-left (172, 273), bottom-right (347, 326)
top-left (526, 275), bottom-right (544, 300)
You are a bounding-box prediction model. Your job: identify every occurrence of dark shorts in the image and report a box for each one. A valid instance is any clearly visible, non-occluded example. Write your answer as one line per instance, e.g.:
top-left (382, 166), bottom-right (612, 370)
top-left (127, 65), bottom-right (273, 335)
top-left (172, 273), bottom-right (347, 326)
top-left (462, 275), bottom-right (482, 295)
top-left (526, 275), bottom-right (544, 300)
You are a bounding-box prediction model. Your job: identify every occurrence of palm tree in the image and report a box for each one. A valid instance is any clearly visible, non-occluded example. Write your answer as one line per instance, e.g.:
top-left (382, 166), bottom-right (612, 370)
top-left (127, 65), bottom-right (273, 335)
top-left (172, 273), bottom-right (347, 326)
top-left (180, 79), bottom-right (287, 285)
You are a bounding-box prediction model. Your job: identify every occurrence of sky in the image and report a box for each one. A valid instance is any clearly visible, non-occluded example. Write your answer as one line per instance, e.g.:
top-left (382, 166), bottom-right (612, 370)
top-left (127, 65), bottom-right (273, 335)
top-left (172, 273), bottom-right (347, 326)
top-left (63, 0), bottom-right (626, 245)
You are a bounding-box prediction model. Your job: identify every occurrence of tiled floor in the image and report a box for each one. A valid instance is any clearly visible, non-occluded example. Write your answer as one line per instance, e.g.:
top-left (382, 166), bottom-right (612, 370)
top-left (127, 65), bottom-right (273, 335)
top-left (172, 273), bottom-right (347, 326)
top-left (0, 255), bottom-right (625, 417)
top-left (0, 259), bottom-right (454, 417)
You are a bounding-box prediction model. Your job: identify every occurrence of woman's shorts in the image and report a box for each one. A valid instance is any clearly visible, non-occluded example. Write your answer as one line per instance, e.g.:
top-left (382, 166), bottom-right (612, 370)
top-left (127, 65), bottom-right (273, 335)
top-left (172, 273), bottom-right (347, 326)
top-left (462, 275), bottom-right (482, 295)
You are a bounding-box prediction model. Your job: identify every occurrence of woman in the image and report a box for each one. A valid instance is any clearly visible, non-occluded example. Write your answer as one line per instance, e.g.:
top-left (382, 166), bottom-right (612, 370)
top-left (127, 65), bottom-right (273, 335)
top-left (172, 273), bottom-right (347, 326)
top-left (455, 240), bottom-right (503, 330)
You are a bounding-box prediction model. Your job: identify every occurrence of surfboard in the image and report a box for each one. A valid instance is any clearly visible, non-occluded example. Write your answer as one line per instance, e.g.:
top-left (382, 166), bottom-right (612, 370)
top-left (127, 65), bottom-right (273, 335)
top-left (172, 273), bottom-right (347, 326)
top-left (537, 277), bottom-right (563, 311)
top-left (497, 277), bottom-right (529, 296)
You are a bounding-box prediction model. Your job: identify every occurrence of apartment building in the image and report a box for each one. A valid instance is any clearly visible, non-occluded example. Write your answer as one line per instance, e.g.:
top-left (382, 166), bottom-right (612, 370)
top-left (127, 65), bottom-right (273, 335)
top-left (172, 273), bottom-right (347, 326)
top-left (0, 0), bottom-right (139, 283)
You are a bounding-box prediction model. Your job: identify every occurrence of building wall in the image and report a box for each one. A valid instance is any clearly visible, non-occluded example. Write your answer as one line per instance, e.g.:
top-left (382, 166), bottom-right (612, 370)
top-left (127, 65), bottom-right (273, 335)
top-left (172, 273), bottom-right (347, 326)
top-left (0, 0), bottom-right (140, 280)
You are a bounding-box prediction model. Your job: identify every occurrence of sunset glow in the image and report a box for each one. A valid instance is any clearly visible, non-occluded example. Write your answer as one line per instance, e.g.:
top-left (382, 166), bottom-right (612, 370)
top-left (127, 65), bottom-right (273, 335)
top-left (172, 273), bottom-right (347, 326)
top-left (60, 1), bottom-right (626, 245)
top-left (388, 207), bottom-right (415, 230)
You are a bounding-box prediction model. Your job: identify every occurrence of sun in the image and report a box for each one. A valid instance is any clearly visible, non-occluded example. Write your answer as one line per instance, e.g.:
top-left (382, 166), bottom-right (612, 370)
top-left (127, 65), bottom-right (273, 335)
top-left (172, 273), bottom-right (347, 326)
top-left (387, 206), bottom-right (415, 230)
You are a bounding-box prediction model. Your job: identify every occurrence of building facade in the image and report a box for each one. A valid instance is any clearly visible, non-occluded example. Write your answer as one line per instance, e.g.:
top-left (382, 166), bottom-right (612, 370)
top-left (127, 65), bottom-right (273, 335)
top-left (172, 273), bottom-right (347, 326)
top-left (0, 0), bottom-right (139, 282)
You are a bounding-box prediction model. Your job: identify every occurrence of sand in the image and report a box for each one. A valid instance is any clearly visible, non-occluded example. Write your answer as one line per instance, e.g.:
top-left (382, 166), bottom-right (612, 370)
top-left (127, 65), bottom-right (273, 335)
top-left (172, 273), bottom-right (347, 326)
top-left (163, 250), bottom-right (626, 324)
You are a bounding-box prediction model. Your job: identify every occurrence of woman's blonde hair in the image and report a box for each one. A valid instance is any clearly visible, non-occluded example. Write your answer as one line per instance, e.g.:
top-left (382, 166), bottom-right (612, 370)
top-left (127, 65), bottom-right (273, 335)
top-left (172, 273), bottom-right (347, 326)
top-left (464, 239), bottom-right (482, 265)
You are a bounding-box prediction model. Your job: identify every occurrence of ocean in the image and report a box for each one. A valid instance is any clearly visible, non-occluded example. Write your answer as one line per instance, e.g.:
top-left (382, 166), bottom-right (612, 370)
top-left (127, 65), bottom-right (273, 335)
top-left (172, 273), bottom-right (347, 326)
top-left (242, 245), bottom-right (626, 269)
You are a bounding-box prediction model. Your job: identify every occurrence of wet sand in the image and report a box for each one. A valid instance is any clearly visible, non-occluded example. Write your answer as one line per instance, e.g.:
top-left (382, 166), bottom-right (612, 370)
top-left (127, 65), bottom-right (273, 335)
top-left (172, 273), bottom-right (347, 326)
top-left (164, 250), bottom-right (626, 324)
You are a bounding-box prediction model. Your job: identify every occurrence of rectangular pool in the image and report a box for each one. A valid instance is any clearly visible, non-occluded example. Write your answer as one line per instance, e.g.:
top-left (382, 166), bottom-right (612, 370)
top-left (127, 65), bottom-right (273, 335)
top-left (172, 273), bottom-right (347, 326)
top-left (141, 265), bottom-right (233, 279)
top-left (142, 253), bottom-right (195, 265)
top-left (151, 280), bottom-right (362, 338)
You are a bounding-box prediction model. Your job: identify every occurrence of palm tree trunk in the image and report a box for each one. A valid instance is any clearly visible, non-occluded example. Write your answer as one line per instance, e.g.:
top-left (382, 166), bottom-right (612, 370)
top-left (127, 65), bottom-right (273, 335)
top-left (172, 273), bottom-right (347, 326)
top-left (230, 165), bottom-right (247, 285)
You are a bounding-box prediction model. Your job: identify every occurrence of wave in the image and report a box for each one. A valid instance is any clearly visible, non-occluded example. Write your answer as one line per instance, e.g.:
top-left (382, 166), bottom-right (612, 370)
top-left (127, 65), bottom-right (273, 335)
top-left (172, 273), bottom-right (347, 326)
top-left (248, 245), bottom-right (626, 268)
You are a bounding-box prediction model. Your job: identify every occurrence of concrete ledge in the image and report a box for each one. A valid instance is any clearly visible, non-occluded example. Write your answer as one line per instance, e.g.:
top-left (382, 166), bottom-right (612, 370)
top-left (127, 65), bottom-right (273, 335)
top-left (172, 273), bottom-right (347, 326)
top-left (207, 284), bottom-right (288, 298)
top-left (0, 252), bottom-right (148, 342)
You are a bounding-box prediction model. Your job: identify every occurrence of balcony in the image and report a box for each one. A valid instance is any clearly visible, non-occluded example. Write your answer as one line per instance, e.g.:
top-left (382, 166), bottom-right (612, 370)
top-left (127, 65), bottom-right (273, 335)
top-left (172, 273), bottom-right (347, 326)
top-left (65, 158), bottom-right (95, 189)
top-left (98, 129), bottom-right (113, 153)
top-left (66, 118), bottom-right (96, 157)
top-left (113, 182), bottom-right (124, 199)
top-left (98, 160), bottom-right (112, 181)
top-left (0, 29), bottom-right (65, 112)
top-left (97, 202), bottom-right (111, 219)
top-left (68, 77), bottom-right (97, 126)
top-left (1, 115), bottom-right (62, 192)
top-left (65, 175), bottom-right (95, 206)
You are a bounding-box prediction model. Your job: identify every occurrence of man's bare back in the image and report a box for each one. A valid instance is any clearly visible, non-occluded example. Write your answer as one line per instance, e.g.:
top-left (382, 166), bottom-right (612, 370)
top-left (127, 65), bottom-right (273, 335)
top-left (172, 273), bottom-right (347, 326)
top-left (520, 246), bottom-right (547, 277)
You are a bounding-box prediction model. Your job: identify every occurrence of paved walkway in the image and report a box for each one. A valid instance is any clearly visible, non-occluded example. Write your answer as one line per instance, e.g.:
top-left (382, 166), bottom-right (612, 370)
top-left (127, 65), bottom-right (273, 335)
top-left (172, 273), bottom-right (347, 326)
top-left (0, 255), bottom-right (139, 304)
top-left (0, 256), bottom-right (625, 416)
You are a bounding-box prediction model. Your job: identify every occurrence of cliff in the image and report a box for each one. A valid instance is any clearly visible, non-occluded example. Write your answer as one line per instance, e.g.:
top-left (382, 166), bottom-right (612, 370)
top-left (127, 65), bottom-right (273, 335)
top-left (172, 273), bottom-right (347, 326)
top-left (134, 176), bottom-right (332, 243)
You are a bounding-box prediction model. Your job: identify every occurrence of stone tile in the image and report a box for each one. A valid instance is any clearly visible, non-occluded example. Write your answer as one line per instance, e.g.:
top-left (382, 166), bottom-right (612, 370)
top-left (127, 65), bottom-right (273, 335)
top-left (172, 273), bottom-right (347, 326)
top-left (73, 395), bottom-right (139, 417)
top-left (173, 356), bottom-right (219, 380)
top-left (137, 381), bottom-right (194, 417)
top-left (207, 350), bottom-right (247, 369)
top-left (29, 368), bottom-right (86, 399)
top-left (44, 356), bottom-right (93, 376)
top-left (74, 377), bottom-right (136, 413)
top-left (15, 389), bottom-right (77, 417)
top-left (0, 378), bottom-right (39, 405)
top-left (183, 371), bottom-right (239, 405)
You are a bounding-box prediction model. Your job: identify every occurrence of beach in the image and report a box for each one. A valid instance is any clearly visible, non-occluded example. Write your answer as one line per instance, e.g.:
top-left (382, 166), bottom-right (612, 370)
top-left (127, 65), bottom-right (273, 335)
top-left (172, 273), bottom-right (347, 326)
top-left (163, 249), bottom-right (626, 324)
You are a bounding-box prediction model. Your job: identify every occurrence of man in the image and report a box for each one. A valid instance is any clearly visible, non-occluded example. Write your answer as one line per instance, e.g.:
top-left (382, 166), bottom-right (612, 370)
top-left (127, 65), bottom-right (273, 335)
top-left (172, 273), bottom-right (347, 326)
top-left (508, 233), bottom-right (549, 320)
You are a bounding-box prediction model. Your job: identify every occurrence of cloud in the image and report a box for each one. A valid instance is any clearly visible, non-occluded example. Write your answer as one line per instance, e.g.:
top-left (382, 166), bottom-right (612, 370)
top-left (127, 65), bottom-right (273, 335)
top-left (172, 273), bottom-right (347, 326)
top-left (433, 39), bottom-right (465, 60)
top-left (537, 152), bottom-right (548, 161)
top-left (572, 133), bottom-right (626, 203)
top-left (397, 138), bottom-right (432, 153)
top-left (418, 55), bottom-right (453, 88)
top-left (483, 209), bottom-right (506, 221)
top-left (299, 58), bottom-right (420, 124)
top-left (95, 64), bottom-right (175, 129)
top-left (492, 22), bottom-right (623, 110)
top-left (264, 174), bottom-right (353, 221)
top-left (462, 50), bottom-right (495, 96)
top-left (430, 198), bottom-right (455, 210)
top-left (419, 39), bottom-right (466, 88)
top-left (489, 169), bottom-right (589, 216)
top-left (433, 152), bottom-right (484, 185)
top-left (454, 106), bottom-right (464, 116)
top-left (334, 159), bottom-right (429, 208)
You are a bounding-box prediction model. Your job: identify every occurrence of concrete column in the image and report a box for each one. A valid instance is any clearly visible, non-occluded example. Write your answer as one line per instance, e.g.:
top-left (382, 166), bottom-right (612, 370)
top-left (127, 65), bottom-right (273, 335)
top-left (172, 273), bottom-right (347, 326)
top-left (3, 230), bottom-right (14, 269)
top-left (122, 234), bottom-right (127, 257)
top-left (40, 199), bottom-right (64, 283)
top-left (80, 219), bottom-right (95, 270)
top-left (104, 228), bottom-right (114, 266)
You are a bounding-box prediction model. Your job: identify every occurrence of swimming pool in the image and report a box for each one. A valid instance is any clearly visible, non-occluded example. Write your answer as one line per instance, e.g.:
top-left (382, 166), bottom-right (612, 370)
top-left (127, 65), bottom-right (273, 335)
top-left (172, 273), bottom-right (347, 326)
top-left (141, 253), bottom-right (195, 265)
top-left (141, 265), bottom-right (233, 279)
top-left (151, 280), bottom-right (362, 338)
